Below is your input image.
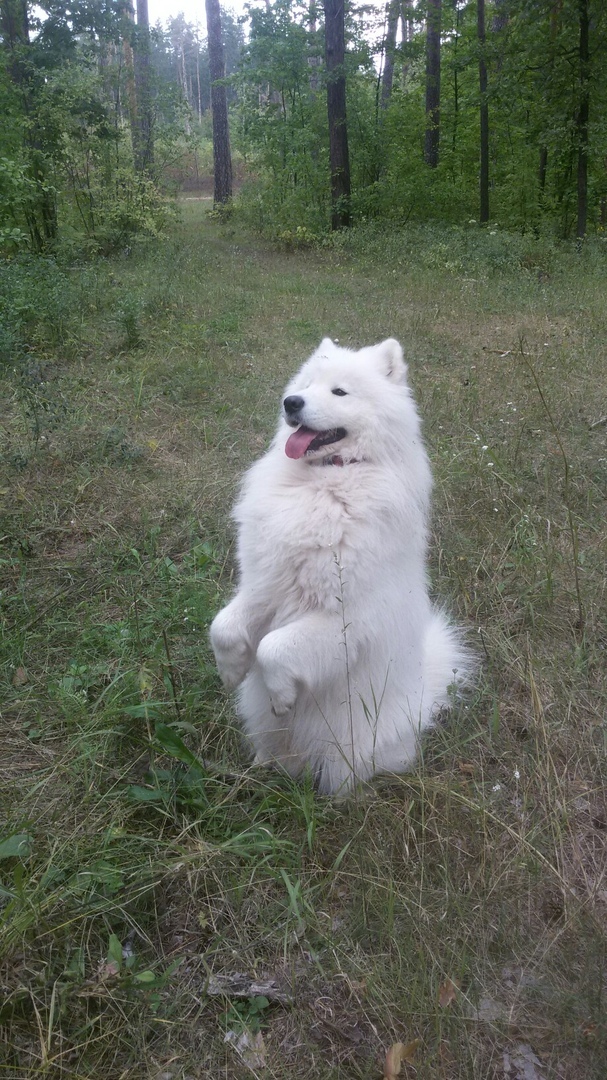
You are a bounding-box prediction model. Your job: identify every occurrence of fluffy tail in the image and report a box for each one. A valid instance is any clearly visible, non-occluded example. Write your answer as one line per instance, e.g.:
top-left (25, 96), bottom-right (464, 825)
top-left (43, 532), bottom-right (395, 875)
top-left (422, 611), bottom-right (474, 713)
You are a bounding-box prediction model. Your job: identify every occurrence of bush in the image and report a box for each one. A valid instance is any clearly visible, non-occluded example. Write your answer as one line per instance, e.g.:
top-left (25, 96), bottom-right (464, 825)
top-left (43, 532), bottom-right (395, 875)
top-left (0, 256), bottom-right (75, 361)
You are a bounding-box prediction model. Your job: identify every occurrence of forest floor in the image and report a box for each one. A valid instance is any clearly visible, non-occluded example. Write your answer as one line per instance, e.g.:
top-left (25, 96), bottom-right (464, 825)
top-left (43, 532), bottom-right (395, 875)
top-left (1, 205), bottom-right (606, 1078)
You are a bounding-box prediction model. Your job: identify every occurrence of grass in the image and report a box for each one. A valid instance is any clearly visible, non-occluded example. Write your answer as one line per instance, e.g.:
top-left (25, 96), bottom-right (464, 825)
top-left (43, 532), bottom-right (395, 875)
top-left (1, 205), bottom-right (606, 1078)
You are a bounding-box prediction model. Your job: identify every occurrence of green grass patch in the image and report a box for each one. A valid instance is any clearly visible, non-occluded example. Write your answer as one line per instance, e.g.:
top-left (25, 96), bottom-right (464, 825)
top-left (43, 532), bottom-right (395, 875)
top-left (1, 206), bottom-right (606, 1077)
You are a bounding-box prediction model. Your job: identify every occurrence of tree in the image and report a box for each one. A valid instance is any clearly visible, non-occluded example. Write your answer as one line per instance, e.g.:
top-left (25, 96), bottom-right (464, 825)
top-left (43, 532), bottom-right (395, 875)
top-left (380, 0), bottom-right (400, 112)
top-left (323, 0), bottom-right (351, 228)
top-left (0, 0), bottom-right (58, 248)
top-left (478, 0), bottom-right (489, 222)
top-left (133, 0), bottom-right (154, 173)
top-left (575, 0), bottom-right (590, 238)
top-left (205, 0), bottom-right (232, 205)
top-left (424, 0), bottom-right (441, 167)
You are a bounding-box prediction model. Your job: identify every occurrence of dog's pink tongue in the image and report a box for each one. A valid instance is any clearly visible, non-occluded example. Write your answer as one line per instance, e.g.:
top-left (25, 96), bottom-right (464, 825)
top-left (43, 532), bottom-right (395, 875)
top-left (285, 426), bottom-right (317, 459)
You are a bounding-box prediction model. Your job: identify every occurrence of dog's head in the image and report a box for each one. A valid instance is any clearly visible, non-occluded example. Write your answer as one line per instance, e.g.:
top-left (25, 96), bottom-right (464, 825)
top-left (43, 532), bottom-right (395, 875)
top-left (280, 338), bottom-right (411, 463)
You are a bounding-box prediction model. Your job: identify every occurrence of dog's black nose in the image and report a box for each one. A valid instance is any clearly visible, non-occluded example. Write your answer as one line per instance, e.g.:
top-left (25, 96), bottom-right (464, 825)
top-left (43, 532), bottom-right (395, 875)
top-left (283, 395), bottom-right (305, 416)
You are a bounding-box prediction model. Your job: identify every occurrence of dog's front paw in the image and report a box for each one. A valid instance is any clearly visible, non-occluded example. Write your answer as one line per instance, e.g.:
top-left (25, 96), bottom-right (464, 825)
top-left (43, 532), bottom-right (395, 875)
top-left (256, 634), bottom-right (297, 716)
top-left (216, 647), bottom-right (251, 690)
top-left (269, 688), bottom-right (296, 717)
top-left (210, 616), bottom-right (252, 690)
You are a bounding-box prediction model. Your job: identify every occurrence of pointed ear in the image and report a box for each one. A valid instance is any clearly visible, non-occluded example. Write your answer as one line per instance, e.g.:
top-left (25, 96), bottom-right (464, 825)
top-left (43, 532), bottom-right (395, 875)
top-left (374, 338), bottom-right (408, 382)
top-left (317, 337), bottom-right (334, 353)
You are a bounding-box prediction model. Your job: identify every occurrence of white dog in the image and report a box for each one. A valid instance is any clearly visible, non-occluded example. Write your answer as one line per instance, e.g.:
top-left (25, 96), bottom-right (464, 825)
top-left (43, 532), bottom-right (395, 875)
top-left (210, 338), bottom-right (470, 795)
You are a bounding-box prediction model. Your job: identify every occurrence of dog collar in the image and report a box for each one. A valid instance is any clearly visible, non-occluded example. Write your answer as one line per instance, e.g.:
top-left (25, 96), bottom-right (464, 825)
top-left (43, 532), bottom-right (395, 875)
top-left (309, 454), bottom-right (362, 467)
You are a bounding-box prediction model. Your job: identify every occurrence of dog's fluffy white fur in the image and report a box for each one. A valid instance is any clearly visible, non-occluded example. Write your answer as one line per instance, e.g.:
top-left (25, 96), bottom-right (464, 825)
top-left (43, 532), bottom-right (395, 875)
top-left (210, 338), bottom-right (470, 795)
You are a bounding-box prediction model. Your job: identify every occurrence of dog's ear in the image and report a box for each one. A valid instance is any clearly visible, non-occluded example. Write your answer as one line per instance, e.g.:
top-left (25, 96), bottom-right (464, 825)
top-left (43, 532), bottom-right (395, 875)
top-left (374, 338), bottom-right (408, 383)
top-left (317, 337), bottom-right (334, 354)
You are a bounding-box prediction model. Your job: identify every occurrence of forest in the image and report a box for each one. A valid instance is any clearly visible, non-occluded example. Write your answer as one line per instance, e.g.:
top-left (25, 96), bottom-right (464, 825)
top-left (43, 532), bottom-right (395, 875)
top-left (1, 0), bottom-right (607, 259)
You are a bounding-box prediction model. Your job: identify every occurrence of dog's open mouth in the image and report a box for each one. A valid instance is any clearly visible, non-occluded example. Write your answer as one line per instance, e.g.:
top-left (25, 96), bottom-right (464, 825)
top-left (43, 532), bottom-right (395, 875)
top-left (285, 426), bottom-right (347, 460)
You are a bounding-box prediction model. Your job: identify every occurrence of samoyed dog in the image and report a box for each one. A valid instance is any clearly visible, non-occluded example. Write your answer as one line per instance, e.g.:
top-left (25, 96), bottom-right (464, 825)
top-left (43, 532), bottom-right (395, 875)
top-left (210, 338), bottom-right (470, 795)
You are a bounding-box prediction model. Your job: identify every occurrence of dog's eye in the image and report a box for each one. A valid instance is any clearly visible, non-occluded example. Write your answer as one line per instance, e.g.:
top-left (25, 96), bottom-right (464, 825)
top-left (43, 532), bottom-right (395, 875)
top-left (332, 388), bottom-right (347, 396)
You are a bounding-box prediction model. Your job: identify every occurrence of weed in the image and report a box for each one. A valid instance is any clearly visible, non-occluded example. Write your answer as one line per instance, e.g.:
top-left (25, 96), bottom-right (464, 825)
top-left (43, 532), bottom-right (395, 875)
top-left (115, 293), bottom-right (144, 350)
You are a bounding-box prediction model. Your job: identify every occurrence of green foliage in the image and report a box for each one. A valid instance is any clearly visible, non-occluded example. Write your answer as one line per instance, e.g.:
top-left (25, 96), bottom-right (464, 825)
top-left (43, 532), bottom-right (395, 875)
top-left (0, 255), bottom-right (75, 362)
top-left (232, 0), bottom-right (607, 238)
top-left (0, 1), bottom-right (179, 257)
top-left (0, 158), bottom-right (39, 253)
top-left (233, 0), bottom-right (331, 232)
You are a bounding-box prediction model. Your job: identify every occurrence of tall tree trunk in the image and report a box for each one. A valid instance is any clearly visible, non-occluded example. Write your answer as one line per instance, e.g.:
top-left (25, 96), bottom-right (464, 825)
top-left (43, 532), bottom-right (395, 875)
top-left (401, 5), bottom-right (414, 84)
top-left (0, 0), bottom-right (57, 249)
top-left (121, 1), bottom-right (139, 156)
top-left (133, 0), bottom-right (154, 174)
top-left (196, 43), bottom-right (202, 119)
top-left (323, 0), bottom-right (351, 229)
top-left (478, 0), bottom-right (489, 222)
top-left (0, 0), bottom-right (28, 79)
top-left (538, 146), bottom-right (548, 193)
top-left (380, 0), bottom-right (400, 111)
top-left (451, 0), bottom-right (461, 158)
top-left (575, 0), bottom-right (590, 239)
top-left (424, 0), bottom-right (441, 167)
top-left (205, 0), bottom-right (233, 205)
top-left (308, 1), bottom-right (322, 94)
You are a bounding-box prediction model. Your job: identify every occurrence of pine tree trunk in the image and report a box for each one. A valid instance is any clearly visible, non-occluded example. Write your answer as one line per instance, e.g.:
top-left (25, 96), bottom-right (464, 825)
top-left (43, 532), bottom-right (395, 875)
top-left (133, 0), bottom-right (154, 174)
top-left (121, 1), bottom-right (139, 158)
top-left (575, 0), bottom-right (590, 239)
top-left (205, 0), bottom-right (233, 205)
top-left (424, 0), bottom-right (441, 167)
top-left (323, 0), bottom-right (351, 229)
top-left (380, 0), bottom-right (400, 111)
top-left (478, 0), bottom-right (489, 223)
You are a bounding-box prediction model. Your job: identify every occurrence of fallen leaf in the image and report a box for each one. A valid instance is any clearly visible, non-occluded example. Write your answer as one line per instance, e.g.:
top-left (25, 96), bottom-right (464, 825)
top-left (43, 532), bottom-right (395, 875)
top-left (458, 761), bottom-right (475, 775)
top-left (98, 960), bottom-right (120, 981)
top-left (383, 1039), bottom-right (420, 1078)
top-left (225, 1029), bottom-right (266, 1070)
top-left (438, 977), bottom-right (459, 1008)
top-left (206, 971), bottom-right (290, 1004)
top-left (503, 1043), bottom-right (544, 1079)
top-left (12, 666), bottom-right (28, 687)
top-left (475, 994), bottom-right (510, 1022)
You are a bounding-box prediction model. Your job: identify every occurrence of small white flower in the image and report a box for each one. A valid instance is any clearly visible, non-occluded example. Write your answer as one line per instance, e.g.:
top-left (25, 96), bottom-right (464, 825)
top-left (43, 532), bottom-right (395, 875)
top-left (482, 444), bottom-right (488, 451)
top-left (492, 783), bottom-right (501, 792)
top-left (514, 769), bottom-right (520, 780)
top-left (487, 462), bottom-right (494, 467)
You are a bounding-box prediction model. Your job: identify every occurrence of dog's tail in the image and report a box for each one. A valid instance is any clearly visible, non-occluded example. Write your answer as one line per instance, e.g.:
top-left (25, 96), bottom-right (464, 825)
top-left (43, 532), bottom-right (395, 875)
top-left (422, 611), bottom-right (475, 713)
